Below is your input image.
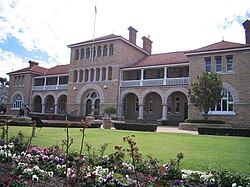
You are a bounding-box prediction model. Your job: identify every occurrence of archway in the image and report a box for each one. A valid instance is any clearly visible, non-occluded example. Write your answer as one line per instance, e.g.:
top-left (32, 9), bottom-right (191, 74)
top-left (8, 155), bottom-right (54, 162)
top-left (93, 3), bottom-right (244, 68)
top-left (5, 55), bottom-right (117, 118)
top-left (33, 95), bottom-right (42, 113)
top-left (57, 95), bottom-right (67, 114)
top-left (45, 95), bottom-right (55, 113)
top-left (82, 90), bottom-right (100, 116)
top-left (143, 92), bottom-right (162, 121)
top-left (122, 93), bottom-right (139, 120)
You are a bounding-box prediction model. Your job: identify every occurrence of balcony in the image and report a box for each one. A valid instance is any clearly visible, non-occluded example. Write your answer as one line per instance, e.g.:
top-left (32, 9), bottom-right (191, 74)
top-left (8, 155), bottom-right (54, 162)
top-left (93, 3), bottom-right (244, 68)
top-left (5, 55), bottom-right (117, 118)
top-left (120, 77), bottom-right (189, 87)
top-left (32, 84), bottom-right (68, 91)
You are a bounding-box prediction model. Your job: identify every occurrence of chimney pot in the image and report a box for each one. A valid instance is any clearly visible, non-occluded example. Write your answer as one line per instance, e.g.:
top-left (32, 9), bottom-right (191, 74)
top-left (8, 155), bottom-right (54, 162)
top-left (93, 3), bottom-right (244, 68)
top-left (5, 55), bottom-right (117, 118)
top-left (29, 60), bottom-right (39, 67)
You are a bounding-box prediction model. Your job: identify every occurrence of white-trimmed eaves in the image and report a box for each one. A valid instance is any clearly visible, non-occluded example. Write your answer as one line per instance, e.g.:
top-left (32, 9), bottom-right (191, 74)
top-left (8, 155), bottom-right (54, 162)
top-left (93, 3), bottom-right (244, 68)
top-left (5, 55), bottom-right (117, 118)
top-left (122, 62), bottom-right (189, 71)
top-left (186, 46), bottom-right (250, 56)
top-left (67, 36), bottom-right (149, 55)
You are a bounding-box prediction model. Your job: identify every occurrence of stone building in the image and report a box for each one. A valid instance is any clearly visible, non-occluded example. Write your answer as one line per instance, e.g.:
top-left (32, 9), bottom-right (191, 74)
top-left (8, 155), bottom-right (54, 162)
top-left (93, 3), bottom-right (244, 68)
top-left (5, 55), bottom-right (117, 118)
top-left (6, 20), bottom-right (250, 127)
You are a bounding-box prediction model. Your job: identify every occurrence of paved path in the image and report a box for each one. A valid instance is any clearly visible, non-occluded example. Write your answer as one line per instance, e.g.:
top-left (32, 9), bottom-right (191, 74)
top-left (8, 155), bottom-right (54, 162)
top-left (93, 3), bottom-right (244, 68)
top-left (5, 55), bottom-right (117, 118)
top-left (157, 126), bottom-right (198, 135)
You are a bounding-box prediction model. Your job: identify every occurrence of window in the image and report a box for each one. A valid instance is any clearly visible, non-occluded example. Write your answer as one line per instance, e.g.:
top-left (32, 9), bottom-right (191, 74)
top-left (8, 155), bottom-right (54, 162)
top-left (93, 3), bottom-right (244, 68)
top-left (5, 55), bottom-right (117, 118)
top-left (149, 97), bottom-right (153, 112)
top-left (80, 49), bottom-right (85, 59)
top-left (90, 68), bottom-right (94, 81)
top-left (226, 55), bottom-right (233, 72)
top-left (73, 70), bottom-right (78, 82)
top-left (34, 78), bottom-right (44, 86)
top-left (102, 67), bottom-right (106, 81)
top-left (135, 97), bottom-right (139, 112)
top-left (108, 66), bottom-right (112, 80)
top-left (167, 97), bottom-right (172, 113)
top-left (84, 69), bottom-right (89, 82)
top-left (86, 48), bottom-right (90, 58)
top-left (205, 58), bottom-right (211, 72)
top-left (175, 96), bottom-right (180, 113)
top-left (75, 49), bottom-right (79, 60)
top-left (96, 68), bottom-right (100, 81)
top-left (59, 76), bottom-right (68, 84)
top-left (79, 70), bottom-right (83, 82)
top-left (12, 94), bottom-right (22, 109)
top-left (215, 56), bottom-right (222, 72)
top-left (97, 46), bottom-right (102, 57)
top-left (211, 89), bottom-right (234, 114)
top-left (46, 77), bottom-right (57, 85)
top-left (109, 44), bottom-right (114, 55)
top-left (103, 45), bottom-right (108, 56)
top-left (92, 47), bottom-right (96, 58)
top-left (123, 98), bottom-right (127, 112)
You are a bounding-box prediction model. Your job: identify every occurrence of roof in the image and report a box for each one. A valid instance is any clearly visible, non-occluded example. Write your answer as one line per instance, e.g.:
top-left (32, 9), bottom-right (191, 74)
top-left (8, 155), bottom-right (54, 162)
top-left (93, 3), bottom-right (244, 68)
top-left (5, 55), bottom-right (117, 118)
top-left (187, 40), bottom-right (247, 54)
top-left (8, 65), bottom-right (47, 75)
top-left (8, 63), bottom-right (69, 76)
top-left (67, 34), bottom-right (121, 48)
top-left (45, 64), bottom-right (69, 75)
top-left (127, 51), bottom-right (189, 68)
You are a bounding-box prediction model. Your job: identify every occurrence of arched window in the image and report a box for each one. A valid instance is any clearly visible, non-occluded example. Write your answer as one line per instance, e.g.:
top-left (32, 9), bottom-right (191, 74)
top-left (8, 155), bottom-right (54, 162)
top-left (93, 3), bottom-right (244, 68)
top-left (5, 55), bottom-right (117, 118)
top-left (86, 48), bottom-right (90, 58)
top-left (92, 47), bottom-right (96, 58)
top-left (97, 46), bottom-right (102, 57)
top-left (73, 70), bottom-right (78, 82)
top-left (12, 94), bottom-right (22, 109)
top-left (80, 49), bottom-right (85, 59)
top-left (79, 70), bottom-right (83, 82)
top-left (102, 67), bottom-right (106, 81)
top-left (108, 66), bottom-right (112, 80)
top-left (211, 89), bottom-right (234, 114)
top-left (75, 49), bottom-right (79, 60)
top-left (109, 44), bottom-right (114, 55)
top-left (84, 69), bottom-right (89, 82)
top-left (96, 68), bottom-right (100, 81)
top-left (90, 68), bottom-right (94, 81)
top-left (45, 95), bottom-right (55, 113)
top-left (103, 45), bottom-right (108, 56)
top-left (58, 95), bottom-right (67, 114)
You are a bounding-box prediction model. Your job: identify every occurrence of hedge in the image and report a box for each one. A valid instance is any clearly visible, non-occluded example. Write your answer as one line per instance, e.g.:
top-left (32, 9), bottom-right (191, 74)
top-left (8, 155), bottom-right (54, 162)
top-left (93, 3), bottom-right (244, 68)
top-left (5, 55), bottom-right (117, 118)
top-left (185, 119), bottom-right (225, 124)
top-left (113, 122), bottom-right (157, 132)
top-left (198, 127), bottom-right (250, 137)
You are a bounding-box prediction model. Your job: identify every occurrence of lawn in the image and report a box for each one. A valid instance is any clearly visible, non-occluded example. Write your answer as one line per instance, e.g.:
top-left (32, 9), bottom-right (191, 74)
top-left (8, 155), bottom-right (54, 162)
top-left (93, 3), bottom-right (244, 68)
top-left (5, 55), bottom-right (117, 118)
top-left (7, 126), bottom-right (250, 174)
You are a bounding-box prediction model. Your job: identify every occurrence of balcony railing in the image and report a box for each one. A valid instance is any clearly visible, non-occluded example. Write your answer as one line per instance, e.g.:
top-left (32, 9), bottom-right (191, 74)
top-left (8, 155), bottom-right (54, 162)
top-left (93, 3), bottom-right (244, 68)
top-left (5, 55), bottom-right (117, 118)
top-left (32, 84), bottom-right (68, 91)
top-left (120, 77), bottom-right (189, 87)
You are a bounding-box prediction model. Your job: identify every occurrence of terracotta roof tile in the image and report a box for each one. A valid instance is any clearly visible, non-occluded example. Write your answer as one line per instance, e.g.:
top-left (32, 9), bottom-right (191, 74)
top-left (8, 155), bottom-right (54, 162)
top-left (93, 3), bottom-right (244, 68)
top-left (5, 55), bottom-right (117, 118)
top-left (8, 65), bottom-right (47, 75)
top-left (45, 64), bottom-right (69, 75)
top-left (127, 51), bottom-right (189, 68)
top-left (189, 40), bottom-right (246, 53)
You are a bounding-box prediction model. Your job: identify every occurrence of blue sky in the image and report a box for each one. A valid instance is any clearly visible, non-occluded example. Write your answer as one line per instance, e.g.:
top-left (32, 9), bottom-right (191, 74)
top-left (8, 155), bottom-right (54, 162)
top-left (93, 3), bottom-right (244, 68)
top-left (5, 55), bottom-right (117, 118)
top-left (0, 0), bottom-right (250, 79)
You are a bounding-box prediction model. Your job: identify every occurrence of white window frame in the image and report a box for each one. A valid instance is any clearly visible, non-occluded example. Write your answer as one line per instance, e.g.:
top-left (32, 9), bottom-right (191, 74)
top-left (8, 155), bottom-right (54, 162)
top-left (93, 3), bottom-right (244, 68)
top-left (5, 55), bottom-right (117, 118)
top-left (215, 57), bottom-right (222, 72)
top-left (12, 94), bottom-right (22, 109)
top-left (226, 55), bottom-right (233, 72)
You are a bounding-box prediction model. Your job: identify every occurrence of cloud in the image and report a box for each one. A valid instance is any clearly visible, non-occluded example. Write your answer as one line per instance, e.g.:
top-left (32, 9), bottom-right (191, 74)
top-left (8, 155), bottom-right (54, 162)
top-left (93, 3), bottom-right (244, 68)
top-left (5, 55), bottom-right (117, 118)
top-left (0, 0), bottom-right (249, 80)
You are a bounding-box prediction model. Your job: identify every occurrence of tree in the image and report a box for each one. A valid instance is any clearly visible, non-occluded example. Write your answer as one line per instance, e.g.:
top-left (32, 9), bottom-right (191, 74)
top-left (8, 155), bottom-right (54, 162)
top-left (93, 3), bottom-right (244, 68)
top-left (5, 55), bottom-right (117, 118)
top-left (188, 72), bottom-right (223, 120)
top-left (103, 106), bottom-right (117, 119)
top-left (0, 77), bottom-right (9, 105)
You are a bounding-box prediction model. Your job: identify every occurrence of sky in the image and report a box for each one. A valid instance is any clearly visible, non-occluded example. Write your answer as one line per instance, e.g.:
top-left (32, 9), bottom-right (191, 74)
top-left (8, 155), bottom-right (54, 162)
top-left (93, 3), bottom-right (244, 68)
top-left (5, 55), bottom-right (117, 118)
top-left (0, 0), bottom-right (250, 79)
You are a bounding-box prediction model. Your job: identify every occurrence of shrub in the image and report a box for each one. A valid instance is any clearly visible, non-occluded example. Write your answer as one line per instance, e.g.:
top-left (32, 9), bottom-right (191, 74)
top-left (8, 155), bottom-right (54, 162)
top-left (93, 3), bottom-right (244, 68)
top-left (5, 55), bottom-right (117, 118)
top-left (185, 119), bottom-right (225, 124)
top-left (198, 127), bottom-right (250, 137)
top-left (113, 122), bottom-right (157, 132)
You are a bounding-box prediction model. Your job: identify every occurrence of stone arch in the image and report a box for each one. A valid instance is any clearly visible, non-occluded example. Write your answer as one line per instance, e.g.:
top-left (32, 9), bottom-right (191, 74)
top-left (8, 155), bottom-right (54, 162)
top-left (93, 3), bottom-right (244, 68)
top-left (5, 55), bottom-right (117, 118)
top-left (32, 92), bottom-right (44, 102)
top-left (76, 84), bottom-right (105, 104)
top-left (11, 91), bottom-right (24, 103)
top-left (165, 87), bottom-right (189, 102)
top-left (55, 91), bottom-right (68, 102)
top-left (120, 89), bottom-right (141, 102)
top-left (141, 88), bottom-right (164, 104)
top-left (44, 92), bottom-right (56, 102)
top-left (222, 82), bottom-right (239, 104)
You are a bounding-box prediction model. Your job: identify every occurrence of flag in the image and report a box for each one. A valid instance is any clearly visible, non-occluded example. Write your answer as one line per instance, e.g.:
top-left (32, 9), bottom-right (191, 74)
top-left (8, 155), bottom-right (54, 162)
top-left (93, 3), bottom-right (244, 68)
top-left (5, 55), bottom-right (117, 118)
top-left (95, 6), bottom-right (97, 14)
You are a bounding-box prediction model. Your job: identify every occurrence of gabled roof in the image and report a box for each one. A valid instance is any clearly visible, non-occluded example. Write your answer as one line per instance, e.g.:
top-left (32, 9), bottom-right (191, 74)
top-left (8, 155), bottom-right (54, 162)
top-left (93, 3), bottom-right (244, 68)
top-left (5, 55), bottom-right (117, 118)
top-left (8, 64), bottom-right (47, 75)
top-left (126, 51), bottom-right (189, 68)
top-left (67, 34), bottom-right (121, 48)
top-left (45, 64), bottom-right (69, 75)
top-left (8, 63), bottom-right (69, 76)
top-left (187, 40), bottom-right (248, 54)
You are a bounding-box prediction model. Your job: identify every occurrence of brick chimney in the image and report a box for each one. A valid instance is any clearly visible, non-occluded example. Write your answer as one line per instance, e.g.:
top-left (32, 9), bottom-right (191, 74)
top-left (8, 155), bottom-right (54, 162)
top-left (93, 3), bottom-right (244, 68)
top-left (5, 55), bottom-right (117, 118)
top-left (142, 36), bottom-right (153, 54)
top-left (243, 19), bottom-right (250, 44)
top-left (128, 26), bottom-right (138, 45)
top-left (29, 60), bottom-right (39, 67)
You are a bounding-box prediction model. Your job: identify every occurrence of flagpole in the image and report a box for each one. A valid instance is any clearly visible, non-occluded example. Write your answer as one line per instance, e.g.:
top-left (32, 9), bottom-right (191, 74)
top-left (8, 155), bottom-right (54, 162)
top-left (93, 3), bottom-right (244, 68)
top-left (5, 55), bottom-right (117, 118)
top-left (91, 5), bottom-right (97, 64)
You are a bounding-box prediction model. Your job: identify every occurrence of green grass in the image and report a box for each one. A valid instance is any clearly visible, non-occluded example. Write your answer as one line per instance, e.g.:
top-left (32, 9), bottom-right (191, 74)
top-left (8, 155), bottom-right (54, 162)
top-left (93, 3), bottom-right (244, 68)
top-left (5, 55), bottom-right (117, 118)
top-left (7, 126), bottom-right (250, 174)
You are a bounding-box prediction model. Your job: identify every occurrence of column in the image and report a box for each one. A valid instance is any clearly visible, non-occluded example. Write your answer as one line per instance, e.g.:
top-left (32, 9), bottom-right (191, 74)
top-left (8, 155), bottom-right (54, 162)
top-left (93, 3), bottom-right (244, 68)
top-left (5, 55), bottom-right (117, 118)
top-left (140, 69), bottom-right (144, 86)
top-left (43, 78), bottom-right (47, 90)
top-left (54, 103), bottom-right (58, 114)
top-left (161, 101), bottom-right (168, 120)
top-left (42, 102), bottom-right (45, 113)
top-left (94, 68), bottom-right (97, 82)
top-left (88, 69), bottom-right (91, 82)
top-left (137, 104), bottom-right (144, 120)
top-left (163, 67), bottom-right (168, 85)
top-left (106, 67), bottom-right (109, 81)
